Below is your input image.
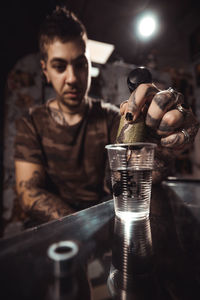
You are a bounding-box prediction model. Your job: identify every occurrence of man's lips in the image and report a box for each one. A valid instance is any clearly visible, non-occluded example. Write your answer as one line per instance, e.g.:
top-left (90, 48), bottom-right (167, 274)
top-left (64, 90), bottom-right (80, 98)
top-left (64, 89), bottom-right (79, 94)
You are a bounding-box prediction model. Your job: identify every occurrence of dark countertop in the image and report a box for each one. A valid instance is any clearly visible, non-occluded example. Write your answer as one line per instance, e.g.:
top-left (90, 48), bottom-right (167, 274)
top-left (1, 180), bottom-right (200, 299)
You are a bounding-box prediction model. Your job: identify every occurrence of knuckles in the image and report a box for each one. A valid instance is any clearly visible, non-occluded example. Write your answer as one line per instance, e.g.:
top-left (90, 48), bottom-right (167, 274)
top-left (161, 111), bottom-right (181, 127)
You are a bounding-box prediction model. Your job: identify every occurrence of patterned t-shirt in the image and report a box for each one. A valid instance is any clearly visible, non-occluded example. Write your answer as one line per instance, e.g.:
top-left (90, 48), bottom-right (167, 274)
top-left (14, 98), bottom-right (120, 209)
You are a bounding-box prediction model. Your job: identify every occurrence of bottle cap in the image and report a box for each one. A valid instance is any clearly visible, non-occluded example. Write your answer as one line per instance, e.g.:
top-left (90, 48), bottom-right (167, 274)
top-left (127, 66), bottom-right (152, 93)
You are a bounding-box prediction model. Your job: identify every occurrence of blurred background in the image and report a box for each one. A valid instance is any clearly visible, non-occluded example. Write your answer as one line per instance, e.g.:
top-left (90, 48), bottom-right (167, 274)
top-left (1, 0), bottom-right (200, 234)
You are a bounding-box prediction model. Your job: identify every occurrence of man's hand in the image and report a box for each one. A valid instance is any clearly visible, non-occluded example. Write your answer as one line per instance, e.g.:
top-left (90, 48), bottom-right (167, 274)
top-left (120, 83), bottom-right (199, 151)
top-left (119, 83), bottom-right (199, 183)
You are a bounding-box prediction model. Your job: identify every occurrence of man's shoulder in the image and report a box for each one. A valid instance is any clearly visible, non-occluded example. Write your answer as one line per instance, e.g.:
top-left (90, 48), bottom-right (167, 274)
top-left (28, 102), bottom-right (48, 116)
top-left (18, 102), bottom-right (48, 122)
top-left (16, 102), bottom-right (49, 130)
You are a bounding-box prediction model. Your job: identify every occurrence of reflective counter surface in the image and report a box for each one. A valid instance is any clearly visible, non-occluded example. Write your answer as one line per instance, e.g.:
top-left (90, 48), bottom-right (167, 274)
top-left (1, 180), bottom-right (200, 299)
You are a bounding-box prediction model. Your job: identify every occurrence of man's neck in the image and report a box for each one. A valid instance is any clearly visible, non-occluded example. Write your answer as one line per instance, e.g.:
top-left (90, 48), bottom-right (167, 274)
top-left (56, 100), bottom-right (86, 126)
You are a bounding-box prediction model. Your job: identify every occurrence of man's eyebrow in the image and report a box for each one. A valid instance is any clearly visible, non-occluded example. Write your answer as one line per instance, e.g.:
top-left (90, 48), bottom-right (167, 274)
top-left (50, 58), bottom-right (66, 64)
top-left (50, 54), bottom-right (86, 64)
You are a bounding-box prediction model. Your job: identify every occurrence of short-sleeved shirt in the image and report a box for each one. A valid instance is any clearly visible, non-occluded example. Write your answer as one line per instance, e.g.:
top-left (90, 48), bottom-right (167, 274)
top-left (14, 98), bottom-right (120, 209)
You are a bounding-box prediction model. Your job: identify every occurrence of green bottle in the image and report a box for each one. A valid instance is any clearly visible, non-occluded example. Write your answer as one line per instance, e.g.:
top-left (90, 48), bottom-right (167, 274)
top-left (116, 67), bottom-right (153, 143)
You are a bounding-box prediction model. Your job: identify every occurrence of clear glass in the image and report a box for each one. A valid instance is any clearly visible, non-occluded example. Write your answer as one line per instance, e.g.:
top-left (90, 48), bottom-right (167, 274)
top-left (105, 143), bottom-right (156, 221)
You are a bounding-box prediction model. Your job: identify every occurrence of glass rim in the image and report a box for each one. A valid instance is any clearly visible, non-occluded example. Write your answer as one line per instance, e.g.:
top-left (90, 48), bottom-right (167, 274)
top-left (105, 142), bottom-right (157, 150)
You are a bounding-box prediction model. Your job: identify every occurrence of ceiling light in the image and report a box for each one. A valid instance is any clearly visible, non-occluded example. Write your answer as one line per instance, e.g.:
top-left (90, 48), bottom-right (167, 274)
top-left (88, 39), bottom-right (115, 64)
top-left (137, 13), bottom-right (158, 39)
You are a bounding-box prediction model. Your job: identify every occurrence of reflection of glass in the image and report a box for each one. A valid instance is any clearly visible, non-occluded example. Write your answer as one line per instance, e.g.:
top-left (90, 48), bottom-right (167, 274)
top-left (107, 216), bottom-right (154, 299)
top-left (105, 143), bottom-right (156, 221)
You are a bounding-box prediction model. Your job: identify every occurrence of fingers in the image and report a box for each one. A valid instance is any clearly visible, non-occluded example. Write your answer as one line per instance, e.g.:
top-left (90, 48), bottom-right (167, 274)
top-left (146, 90), bottom-right (174, 129)
top-left (120, 100), bottom-right (128, 115)
top-left (146, 89), bottom-right (183, 129)
top-left (121, 86), bottom-right (184, 129)
top-left (160, 131), bottom-right (185, 148)
top-left (160, 111), bottom-right (199, 149)
top-left (157, 109), bottom-right (184, 136)
top-left (124, 83), bottom-right (158, 122)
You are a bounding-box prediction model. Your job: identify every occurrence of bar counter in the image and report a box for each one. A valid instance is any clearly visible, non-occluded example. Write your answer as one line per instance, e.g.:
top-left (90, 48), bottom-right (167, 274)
top-left (1, 179), bottom-right (200, 299)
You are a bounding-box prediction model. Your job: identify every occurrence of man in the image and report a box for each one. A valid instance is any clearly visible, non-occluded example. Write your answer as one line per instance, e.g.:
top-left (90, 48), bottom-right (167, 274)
top-left (14, 6), bottom-right (199, 225)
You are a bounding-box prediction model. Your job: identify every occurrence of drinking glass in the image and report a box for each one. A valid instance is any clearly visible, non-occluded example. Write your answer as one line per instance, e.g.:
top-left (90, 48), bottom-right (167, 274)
top-left (105, 143), bottom-right (156, 221)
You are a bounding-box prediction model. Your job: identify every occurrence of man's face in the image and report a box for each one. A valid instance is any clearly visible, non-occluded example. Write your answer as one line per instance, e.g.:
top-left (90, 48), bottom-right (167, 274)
top-left (41, 37), bottom-right (90, 110)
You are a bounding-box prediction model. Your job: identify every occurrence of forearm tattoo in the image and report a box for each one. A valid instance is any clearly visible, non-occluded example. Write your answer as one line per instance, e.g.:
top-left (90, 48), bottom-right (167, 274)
top-left (18, 171), bottom-right (74, 221)
top-left (19, 171), bottom-right (43, 189)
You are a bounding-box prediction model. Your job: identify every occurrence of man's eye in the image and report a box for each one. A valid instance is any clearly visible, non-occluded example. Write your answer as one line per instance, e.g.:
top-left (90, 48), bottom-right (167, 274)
top-left (53, 65), bottom-right (66, 72)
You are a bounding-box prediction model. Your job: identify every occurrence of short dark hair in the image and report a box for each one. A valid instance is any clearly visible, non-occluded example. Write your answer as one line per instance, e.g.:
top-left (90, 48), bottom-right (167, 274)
top-left (38, 6), bottom-right (87, 61)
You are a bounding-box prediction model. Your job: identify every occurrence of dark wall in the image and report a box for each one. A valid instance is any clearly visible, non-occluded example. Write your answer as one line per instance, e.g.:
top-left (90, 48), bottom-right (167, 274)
top-left (1, 1), bottom-right (54, 85)
top-left (0, 1), bottom-right (56, 231)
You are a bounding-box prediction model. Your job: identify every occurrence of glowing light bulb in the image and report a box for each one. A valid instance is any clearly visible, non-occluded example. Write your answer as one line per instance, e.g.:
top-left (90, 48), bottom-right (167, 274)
top-left (137, 13), bottom-right (158, 39)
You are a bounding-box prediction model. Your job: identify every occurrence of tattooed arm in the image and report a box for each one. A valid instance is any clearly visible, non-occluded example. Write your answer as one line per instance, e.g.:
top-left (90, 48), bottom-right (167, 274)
top-left (15, 160), bottom-right (75, 222)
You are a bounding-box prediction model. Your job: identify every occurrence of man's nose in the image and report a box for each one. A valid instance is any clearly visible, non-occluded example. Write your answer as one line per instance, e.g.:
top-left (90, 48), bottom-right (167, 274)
top-left (65, 65), bottom-right (77, 84)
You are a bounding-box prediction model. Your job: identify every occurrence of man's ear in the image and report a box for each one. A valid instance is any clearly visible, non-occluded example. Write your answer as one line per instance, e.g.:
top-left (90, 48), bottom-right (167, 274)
top-left (40, 60), bottom-right (50, 83)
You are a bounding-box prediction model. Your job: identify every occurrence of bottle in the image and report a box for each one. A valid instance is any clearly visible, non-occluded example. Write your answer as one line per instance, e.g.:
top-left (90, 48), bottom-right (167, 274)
top-left (116, 66), bottom-right (154, 143)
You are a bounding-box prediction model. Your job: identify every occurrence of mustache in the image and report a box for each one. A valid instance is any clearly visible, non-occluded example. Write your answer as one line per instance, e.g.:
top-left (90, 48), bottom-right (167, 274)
top-left (64, 86), bottom-right (82, 93)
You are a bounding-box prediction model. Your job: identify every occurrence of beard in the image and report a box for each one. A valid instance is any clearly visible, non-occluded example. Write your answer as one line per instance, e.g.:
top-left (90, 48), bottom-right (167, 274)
top-left (57, 92), bottom-right (87, 114)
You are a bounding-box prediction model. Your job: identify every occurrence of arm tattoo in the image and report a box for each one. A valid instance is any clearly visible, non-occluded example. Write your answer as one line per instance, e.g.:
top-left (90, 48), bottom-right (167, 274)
top-left (19, 171), bottom-right (43, 189)
top-left (29, 194), bottom-right (72, 221)
top-left (19, 171), bottom-right (74, 222)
